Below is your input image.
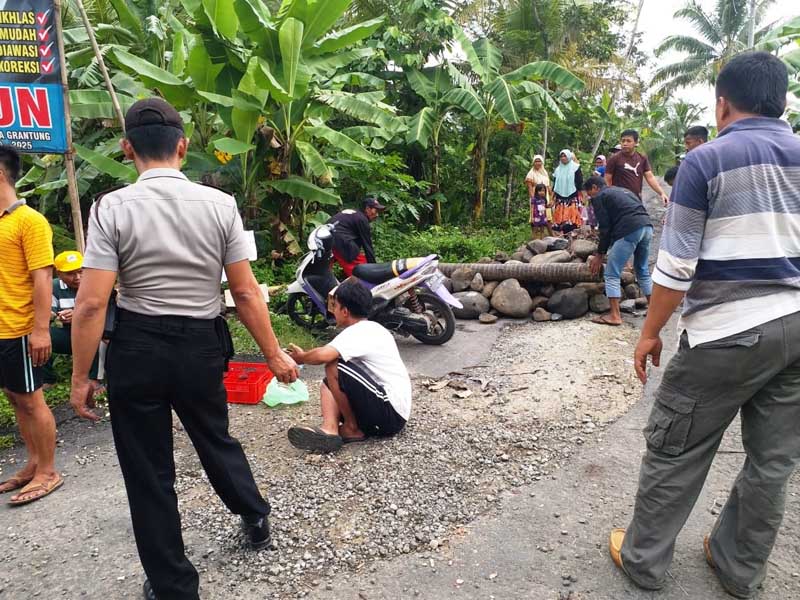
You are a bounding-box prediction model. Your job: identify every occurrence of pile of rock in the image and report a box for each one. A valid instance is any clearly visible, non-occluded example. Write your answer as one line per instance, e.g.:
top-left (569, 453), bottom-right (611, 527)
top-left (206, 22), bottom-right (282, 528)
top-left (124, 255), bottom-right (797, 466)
top-left (444, 236), bottom-right (647, 322)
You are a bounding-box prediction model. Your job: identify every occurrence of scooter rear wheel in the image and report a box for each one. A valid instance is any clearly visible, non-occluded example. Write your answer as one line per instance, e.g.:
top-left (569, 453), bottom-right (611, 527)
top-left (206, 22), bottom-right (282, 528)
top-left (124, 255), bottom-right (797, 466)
top-left (286, 293), bottom-right (330, 330)
top-left (408, 291), bottom-right (456, 345)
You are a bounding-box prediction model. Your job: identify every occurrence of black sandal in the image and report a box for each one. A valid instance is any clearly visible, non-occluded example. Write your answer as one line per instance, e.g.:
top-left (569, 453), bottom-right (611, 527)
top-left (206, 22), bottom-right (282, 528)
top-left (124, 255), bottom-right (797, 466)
top-left (287, 426), bottom-right (343, 453)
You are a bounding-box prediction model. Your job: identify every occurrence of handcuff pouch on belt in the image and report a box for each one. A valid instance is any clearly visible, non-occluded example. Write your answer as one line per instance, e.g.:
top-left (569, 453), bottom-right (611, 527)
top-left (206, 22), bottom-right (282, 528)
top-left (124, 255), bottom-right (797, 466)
top-left (214, 316), bottom-right (235, 371)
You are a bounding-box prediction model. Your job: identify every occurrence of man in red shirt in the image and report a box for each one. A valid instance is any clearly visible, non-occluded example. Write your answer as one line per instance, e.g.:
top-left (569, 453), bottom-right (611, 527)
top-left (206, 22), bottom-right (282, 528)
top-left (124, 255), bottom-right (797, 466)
top-left (605, 129), bottom-right (670, 204)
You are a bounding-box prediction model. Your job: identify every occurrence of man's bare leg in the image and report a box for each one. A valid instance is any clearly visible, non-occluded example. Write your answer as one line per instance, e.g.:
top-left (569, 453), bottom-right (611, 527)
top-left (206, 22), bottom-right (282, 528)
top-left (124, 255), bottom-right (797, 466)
top-left (0, 390), bottom-right (38, 491)
top-left (319, 382), bottom-right (342, 436)
top-left (6, 389), bottom-right (57, 498)
top-left (324, 362), bottom-right (365, 440)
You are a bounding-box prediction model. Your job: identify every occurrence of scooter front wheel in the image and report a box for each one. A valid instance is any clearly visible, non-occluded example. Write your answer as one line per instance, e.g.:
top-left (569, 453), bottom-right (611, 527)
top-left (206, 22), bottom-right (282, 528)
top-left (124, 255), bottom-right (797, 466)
top-left (286, 293), bottom-right (330, 330)
top-left (407, 291), bottom-right (456, 345)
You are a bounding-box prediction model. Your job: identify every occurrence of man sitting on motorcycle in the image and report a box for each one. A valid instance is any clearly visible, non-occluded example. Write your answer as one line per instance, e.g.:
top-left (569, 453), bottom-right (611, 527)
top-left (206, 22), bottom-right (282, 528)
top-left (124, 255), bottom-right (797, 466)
top-left (327, 197), bottom-right (385, 277)
top-left (286, 279), bottom-right (411, 453)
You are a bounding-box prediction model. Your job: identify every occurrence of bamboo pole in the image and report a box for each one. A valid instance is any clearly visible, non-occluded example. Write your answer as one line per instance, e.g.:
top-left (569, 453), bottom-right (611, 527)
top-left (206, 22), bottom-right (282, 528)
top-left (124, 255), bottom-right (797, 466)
top-left (73, 0), bottom-right (126, 131)
top-left (54, 0), bottom-right (84, 252)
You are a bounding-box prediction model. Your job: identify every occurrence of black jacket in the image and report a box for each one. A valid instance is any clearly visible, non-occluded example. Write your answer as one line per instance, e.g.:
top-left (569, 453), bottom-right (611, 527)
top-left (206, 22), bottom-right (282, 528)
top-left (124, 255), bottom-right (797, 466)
top-left (590, 186), bottom-right (652, 254)
top-left (326, 209), bottom-right (376, 263)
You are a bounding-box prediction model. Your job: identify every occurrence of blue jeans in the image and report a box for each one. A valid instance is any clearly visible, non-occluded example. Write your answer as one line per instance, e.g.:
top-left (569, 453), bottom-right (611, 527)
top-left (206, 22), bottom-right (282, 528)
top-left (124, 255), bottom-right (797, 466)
top-left (605, 225), bottom-right (653, 299)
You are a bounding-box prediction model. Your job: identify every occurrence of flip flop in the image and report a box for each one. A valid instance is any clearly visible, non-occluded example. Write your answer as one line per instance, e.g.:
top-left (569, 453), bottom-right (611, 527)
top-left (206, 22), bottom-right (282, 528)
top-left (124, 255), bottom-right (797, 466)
top-left (287, 426), bottom-right (343, 453)
top-left (9, 475), bottom-right (64, 506)
top-left (592, 315), bottom-right (621, 326)
top-left (342, 436), bottom-right (368, 445)
top-left (0, 475), bottom-right (33, 494)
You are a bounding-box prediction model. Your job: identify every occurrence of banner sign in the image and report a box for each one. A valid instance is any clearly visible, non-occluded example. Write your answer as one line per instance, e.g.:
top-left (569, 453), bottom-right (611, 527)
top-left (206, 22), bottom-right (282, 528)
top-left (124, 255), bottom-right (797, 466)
top-left (0, 1), bottom-right (68, 153)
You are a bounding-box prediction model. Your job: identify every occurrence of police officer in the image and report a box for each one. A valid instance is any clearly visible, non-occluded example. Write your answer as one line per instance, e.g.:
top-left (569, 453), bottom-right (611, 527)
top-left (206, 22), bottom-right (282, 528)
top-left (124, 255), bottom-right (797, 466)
top-left (69, 98), bottom-right (299, 600)
top-left (327, 197), bottom-right (385, 277)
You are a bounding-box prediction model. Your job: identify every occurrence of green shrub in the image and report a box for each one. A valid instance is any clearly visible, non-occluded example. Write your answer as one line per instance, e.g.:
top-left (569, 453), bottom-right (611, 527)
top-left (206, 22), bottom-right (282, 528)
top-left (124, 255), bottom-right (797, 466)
top-left (374, 223), bottom-right (530, 263)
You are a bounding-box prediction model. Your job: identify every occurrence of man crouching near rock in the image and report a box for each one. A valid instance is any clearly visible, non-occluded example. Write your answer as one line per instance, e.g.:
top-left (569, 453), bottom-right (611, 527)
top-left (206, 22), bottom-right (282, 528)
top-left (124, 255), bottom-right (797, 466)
top-left (287, 279), bottom-right (411, 453)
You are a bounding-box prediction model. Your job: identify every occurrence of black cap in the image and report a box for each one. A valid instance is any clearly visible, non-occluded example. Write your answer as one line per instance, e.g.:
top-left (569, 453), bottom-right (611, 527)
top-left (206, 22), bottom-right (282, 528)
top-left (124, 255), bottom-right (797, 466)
top-left (363, 197), bottom-right (386, 211)
top-left (125, 98), bottom-right (184, 133)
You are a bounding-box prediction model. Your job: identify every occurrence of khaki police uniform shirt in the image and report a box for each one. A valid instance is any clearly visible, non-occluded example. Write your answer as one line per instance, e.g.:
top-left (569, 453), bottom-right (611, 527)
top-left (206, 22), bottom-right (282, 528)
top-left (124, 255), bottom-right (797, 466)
top-left (82, 168), bottom-right (251, 320)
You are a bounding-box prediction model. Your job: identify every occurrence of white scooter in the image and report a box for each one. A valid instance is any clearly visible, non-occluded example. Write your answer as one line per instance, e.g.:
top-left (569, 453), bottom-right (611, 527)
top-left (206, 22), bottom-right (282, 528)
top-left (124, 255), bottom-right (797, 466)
top-left (286, 224), bottom-right (463, 345)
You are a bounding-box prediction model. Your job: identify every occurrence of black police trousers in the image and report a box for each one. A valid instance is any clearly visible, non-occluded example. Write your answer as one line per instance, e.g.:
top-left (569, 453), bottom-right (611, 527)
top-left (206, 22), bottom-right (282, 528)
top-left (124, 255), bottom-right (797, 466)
top-left (106, 310), bottom-right (269, 600)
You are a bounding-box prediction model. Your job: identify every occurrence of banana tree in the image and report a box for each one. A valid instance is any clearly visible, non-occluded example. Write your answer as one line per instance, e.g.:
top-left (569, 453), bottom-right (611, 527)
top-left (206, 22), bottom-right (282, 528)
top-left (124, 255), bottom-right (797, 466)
top-left (447, 27), bottom-right (584, 221)
top-left (405, 66), bottom-right (460, 224)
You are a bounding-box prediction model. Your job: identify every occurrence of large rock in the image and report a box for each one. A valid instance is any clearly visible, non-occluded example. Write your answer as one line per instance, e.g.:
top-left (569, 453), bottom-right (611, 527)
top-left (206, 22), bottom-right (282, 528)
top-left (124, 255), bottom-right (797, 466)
top-left (527, 239), bottom-right (549, 255)
top-left (482, 281), bottom-right (499, 299)
top-left (532, 307), bottom-right (551, 322)
top-left (451, 267), bottom-right (476, 292)
top-left (571, 239), bottom-right (598, 259)
top-left (528, 250), bottom-right (572, 265)
top-left (470, 273), bottom-right (485, 292)
top-left (540, 284), bottom-right (556, 298)
top-left (621, 271), bottom-right (636, 286)
top-left (575, 282), bottom-right (606, 296)
top-left (452, 291), bottom-right (490, 319)
top-left (510, 251), bottom-right (525, 262)
top-left (542, 236), bottom-right (569, 251)
top-left (531, 295), bottom-right (550, 310)
top-left (635, 297), bottom-right (649, 309)
top-left (547, 288), bottom-right (589, 319)
top-left (477, 256), bottom-right (493, 264)
top-left (494, 251), bottom-right (509, 263)
top-left (522, 248), bottom-right (535, 263)
top-left (624, 284), bottom-right (640, 299)
top-left (505, 259), bottom-right (524, 265)
top-left (442, 277), bottom-right (454, 293)
top-left (490, 279), bottom-right (533, 318)
top-left (589, 294), bottom-right (611, 313)
top-left (620, 299), bottom-right (637, 314)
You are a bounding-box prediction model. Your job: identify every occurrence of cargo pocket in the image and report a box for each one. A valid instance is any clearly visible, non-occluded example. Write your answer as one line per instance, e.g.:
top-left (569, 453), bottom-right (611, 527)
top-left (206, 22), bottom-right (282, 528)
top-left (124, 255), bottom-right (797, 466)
top-left (643, 385), bottom-right (698, 456)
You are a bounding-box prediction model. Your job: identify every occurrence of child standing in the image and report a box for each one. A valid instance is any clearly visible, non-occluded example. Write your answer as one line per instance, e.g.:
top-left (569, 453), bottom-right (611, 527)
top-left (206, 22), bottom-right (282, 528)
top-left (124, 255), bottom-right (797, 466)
top-left (530, 183), bottom-right (552, 239)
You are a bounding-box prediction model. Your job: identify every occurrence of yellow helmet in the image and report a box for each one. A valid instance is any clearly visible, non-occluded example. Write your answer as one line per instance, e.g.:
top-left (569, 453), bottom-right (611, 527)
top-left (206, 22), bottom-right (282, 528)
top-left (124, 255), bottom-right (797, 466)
top-left (54, 250), bottom-right (83, 272)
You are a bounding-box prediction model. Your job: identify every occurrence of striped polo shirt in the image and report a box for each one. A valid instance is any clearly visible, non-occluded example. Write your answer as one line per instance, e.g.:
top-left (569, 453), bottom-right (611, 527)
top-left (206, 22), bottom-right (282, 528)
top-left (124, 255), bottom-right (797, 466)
top-left (0, 200), bottom-right (54, 339)
top-left (654, 117), bottom-right (800, 346)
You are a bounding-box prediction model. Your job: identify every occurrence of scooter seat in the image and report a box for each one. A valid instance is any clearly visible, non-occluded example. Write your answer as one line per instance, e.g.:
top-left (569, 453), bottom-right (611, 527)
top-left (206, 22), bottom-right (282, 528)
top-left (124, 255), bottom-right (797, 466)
top-left (353, 257), bottom-right (434, 284)
top-left (353, 262), bottom-right (395, 284)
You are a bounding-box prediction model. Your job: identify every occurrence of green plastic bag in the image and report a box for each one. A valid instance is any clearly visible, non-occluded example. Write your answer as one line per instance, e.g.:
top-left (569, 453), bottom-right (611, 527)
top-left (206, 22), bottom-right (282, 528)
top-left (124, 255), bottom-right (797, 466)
top-left (263, 378), bottom-right (309, 407)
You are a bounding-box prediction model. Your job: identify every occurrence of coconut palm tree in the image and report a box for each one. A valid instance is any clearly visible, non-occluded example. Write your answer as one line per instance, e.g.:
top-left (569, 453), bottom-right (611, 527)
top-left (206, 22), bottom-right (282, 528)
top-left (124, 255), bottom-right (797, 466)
top-left (652, 0), bottom-right (775, 92)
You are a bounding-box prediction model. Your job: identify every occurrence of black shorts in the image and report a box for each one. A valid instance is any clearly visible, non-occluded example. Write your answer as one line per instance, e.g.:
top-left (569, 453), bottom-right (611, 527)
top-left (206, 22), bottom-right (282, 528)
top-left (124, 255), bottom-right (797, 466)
top-left (328, 360), bottom-right (406, 437)
top-left (0, 336), bottom-right (44, 394)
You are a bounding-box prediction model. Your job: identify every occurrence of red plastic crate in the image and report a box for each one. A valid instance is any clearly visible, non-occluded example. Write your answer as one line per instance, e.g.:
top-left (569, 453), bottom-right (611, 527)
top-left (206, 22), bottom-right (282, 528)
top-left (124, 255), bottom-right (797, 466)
top-left (223, 361), bottom-right (274, 404)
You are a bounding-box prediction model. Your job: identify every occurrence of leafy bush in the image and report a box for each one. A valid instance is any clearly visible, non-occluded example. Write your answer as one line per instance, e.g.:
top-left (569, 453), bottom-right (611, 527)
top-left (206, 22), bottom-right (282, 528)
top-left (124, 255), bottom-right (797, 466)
top-left (228, 314), bottom-right (318, 354)
top-left (374, 223), bottom-right (530, 263)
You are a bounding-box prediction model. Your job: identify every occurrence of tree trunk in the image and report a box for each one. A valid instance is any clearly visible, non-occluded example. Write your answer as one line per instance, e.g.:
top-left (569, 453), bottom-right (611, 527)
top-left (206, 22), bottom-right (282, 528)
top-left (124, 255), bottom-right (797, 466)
top-left (432, 141), bottom-right (442, 225)
top-left (503, 161), bottom-right (516, 220)
top-left (590, 0), bottom-right (646, 157)
top-left (472, 129), bottom-right (489, 222)
top-left (542, 109), bottom-right (549, 158)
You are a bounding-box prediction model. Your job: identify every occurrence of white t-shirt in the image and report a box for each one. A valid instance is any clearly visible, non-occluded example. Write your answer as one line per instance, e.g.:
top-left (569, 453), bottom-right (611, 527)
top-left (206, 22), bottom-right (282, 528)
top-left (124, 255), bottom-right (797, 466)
top-left (328, 320), bottom-right (412, 421)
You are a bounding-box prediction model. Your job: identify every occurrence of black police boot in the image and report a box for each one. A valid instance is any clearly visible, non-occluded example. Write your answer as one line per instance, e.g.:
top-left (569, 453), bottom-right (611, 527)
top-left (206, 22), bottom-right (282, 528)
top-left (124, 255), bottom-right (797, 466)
top-left (143, 579), bottom-right (157, 600)
top-left (241, 514), bottom-right (272, 550)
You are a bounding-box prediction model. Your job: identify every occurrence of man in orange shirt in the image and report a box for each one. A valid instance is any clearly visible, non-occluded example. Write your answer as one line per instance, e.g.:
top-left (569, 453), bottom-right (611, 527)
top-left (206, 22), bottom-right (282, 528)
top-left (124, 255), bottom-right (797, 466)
top-left (0, 146), bottom-right (61, 505)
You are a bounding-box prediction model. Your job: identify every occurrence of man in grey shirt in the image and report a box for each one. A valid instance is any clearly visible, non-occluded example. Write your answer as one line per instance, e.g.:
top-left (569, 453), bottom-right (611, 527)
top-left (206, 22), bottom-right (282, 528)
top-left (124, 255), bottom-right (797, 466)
top-left (69, 98), bottom-right (298, 600)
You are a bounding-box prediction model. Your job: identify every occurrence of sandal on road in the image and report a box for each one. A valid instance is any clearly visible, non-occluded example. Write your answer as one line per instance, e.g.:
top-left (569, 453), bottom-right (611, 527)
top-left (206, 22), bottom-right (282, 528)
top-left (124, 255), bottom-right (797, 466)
top-left (592, 315), bottom-right (621, 326)
top-left (0, 475), bottom-right (33, 494)
top-left (9, 475), bottom-right (64, 506)
top-left (342, 436), bottom-right (368, 445)
top-left (288, 426), bottom-right (343, 453)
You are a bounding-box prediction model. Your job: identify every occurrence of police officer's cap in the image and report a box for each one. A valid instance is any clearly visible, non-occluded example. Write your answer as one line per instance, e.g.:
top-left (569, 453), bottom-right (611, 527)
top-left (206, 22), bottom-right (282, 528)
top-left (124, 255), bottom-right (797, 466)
top-left (125, 98), bottom-right (184, 133)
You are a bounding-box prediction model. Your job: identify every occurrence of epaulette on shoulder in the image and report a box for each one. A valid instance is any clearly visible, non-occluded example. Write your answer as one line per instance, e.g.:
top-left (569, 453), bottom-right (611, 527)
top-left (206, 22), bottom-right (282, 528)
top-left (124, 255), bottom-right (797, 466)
top-left (94, 185), bottom-right (127, 204)
top-left (199, 182), bottom-right (233, 196)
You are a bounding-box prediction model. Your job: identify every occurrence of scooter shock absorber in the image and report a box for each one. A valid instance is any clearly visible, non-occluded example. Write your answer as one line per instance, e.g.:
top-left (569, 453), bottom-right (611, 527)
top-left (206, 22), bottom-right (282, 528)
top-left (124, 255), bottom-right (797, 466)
top-left (407, 290), bottom-right (423, 313)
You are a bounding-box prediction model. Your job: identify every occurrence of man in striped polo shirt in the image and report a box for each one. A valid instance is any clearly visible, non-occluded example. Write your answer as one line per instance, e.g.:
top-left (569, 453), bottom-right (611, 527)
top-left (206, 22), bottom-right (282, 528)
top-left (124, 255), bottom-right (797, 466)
top-left (609, 52), bottom-right (800, 598)
top-left (0, 145), bottom-right (62, 505)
